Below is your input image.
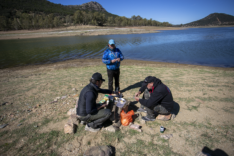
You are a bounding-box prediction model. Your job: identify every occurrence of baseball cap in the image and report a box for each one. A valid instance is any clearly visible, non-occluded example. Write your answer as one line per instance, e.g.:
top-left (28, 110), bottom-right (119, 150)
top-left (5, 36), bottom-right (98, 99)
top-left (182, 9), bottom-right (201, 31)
top-left (144, 76), bottom-right (154, 83)
top-left (108, 39), bottom-right (115, 45)
top-left (92, 72), bottom-right (105, 81)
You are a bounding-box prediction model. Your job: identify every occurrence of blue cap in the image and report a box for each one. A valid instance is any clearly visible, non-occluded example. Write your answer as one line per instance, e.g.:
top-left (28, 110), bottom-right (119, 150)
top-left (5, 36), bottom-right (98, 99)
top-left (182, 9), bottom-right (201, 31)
top-left (108, 39), bottom-right (115, 45)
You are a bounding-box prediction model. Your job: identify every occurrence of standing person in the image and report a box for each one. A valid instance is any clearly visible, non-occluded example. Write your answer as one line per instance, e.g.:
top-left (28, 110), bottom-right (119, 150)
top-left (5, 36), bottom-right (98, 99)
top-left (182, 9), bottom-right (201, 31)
top-left (76, 72), bottom-right (118, 132)
top-left (135, 76), bottom-right (174, 121)
top-left (102, 39), bottom-right (124, 92)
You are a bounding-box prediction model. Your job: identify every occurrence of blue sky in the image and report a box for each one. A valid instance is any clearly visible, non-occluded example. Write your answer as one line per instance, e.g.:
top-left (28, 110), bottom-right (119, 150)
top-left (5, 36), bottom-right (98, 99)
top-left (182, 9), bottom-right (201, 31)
top-left (48, 0), bottom-right (234, 25)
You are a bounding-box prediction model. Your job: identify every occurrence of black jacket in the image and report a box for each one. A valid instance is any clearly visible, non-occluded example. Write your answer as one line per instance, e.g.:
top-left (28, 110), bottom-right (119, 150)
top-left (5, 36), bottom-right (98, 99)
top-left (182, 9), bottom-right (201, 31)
top-left (76, 83), bottom-right (112, 116)
top-left (139, 77), bottom-right (174, 112)
top-left (77, 83), bottom-right (99, 116)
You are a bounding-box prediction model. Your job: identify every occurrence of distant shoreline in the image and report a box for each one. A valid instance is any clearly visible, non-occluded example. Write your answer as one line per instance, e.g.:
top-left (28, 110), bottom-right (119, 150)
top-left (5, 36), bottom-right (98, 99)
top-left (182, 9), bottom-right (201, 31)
top-left (0, 26), bottom-right (185, 40)
top-left (0, 25), bottom-right (233, 40)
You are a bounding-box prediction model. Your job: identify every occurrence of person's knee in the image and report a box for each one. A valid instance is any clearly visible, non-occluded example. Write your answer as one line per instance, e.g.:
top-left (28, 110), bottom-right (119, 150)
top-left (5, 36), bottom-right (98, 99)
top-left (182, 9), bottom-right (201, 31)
top-left (99, 109), bottom-right (111, 118)
top-left (104, 109), bottom-right (112, 117)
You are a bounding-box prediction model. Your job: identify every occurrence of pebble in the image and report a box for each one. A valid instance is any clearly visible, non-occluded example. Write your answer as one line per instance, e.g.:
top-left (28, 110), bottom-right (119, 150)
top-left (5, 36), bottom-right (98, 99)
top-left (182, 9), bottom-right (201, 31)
top-left (36, 104), bottom-right (41, 107)
top-left (34, 125), bottom-right (38, 128)
top-left (18, 123), bottom-right (22, 126)
top-left (1, 102), bottom-right (8, 106)
top-left (102, 125), bottom-right (117, 132)
top-left (161, 134), bottom-right (173, 140)
top-left (0, 124), bottom-right (8, 129)
top-left (61, 96), bottom-right (67, 99)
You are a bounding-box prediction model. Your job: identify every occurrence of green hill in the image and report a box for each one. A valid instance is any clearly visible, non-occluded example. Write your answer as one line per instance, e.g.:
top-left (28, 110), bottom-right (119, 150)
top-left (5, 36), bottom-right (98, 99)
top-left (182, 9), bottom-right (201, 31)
top-left (0, 0), bottom-right (171, 31)
top-left (184, 13), bottom-right (234, 26)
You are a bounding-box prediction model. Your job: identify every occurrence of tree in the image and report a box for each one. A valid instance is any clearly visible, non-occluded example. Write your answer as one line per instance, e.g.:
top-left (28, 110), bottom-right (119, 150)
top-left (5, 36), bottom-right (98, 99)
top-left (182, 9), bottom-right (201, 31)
top-left (20, 13), bottom-right (31, 29)
top-left (53, 16), bottom-right (60, 27)
top-left (131, 15), bottom-right (136, 26)
top-left (136, 15), bottom-right (142, 26)
top-left (65, 15), bottom-right (71, 26)
top-left (47, 14), bottom-right (54, 28)
top-left (107, 16), bottom-right (114, 25)
top-left (12, 18), bottom-right (20, 30)
top-left (74, 10), bottom-right (83, 25)
top-left (0, 16), bottom-right (8, 30)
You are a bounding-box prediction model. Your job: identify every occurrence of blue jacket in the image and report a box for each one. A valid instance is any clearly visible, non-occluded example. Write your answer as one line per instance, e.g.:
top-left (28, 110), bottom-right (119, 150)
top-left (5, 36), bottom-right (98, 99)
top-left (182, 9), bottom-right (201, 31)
top-left (102, 47), bottom-right (124, 70)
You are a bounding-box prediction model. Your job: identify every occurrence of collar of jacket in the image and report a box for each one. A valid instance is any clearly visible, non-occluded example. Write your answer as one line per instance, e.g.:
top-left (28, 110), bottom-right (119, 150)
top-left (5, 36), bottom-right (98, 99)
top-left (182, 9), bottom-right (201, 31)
top-left (89, 82), bottom-right (100, 91)
top-left (108, 47), bottom-right (116, 52)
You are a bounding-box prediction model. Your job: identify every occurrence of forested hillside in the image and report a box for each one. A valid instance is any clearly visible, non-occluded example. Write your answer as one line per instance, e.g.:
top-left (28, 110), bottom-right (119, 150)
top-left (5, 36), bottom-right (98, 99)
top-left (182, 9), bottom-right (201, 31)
top-left (184, 13), bottom-right (234, 26)
top-left (0, 0), bottom-right (172, 31)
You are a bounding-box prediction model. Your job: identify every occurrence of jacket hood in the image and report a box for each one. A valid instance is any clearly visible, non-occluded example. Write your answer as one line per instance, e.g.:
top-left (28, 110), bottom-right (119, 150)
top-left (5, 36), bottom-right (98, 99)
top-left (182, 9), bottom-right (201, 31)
top-left (152, 77), bottom-right (162, 88)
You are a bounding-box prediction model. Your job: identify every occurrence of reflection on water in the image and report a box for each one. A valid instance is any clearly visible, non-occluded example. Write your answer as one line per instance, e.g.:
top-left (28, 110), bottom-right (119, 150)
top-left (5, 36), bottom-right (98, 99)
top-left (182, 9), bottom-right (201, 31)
top-left (0, 27), bottom-right (234, 68)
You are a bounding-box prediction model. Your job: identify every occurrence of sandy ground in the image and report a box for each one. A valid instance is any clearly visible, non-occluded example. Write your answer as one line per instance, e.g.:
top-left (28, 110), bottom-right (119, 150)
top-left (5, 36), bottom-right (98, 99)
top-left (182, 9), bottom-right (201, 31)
top-left (0, 26), bottom-right (186, 40)
top-left (0, 59), bottom-right (234, 155)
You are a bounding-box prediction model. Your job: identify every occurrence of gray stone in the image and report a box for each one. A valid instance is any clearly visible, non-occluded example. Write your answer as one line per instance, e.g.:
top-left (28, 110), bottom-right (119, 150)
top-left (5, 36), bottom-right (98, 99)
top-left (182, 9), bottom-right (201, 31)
top-left (17, 123), bottom-right (22, 126)
top-left (160, 134), bottom-right (173, 140)
top-left (102, 125), bottom-right (117, 132)
top-left (84, 145), bottom-right (113, 156)
top-left (61, 96), bottom-right (67, 99)
top-left (0, 124), bottom-right (8, 129)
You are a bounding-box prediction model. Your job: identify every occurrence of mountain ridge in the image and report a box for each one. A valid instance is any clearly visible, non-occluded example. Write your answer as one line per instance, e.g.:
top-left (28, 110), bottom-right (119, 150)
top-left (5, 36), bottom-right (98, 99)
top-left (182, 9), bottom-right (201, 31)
top-left (184, 13), bottom-right (234, 26)
top-left (66, 1), bottom-right (106, 12)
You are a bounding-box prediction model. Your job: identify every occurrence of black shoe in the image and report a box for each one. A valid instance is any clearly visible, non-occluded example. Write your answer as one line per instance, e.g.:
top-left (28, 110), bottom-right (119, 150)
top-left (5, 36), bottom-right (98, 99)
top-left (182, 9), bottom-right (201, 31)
top-left (142, 116), bottom-right (155, 121)
top-left (115, 87), bottom-right (119, 92)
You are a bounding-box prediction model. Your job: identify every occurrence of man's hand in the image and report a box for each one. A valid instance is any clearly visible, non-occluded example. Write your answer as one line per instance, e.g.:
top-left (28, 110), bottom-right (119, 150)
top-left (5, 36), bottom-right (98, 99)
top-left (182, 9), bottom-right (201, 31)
top-left (135, 96), bottom-right (140, 101)
top-left (135, 91), bottom-right (141, 97)
top-left (116, 58), bottom-right (120, 62)
top-left (111, 59), bottom-right (117, 63)
top-left (97, 103), bottom-right (108, 110)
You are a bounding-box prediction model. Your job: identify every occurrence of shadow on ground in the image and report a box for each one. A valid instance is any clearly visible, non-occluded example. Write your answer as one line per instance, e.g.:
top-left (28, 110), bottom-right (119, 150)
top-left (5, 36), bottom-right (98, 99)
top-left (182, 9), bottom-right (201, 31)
top-left (201, 146), bottom-right (228, 156)
top-left (172, 101), bottom-right (180, 115)
top-left (120, 81), bottom-right (143, 93)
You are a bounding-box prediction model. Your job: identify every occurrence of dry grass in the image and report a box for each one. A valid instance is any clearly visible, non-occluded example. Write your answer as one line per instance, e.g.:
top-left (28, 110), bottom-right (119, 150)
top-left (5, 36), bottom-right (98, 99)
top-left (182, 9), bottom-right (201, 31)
top-left (0, 60), bottom-right (234, 155)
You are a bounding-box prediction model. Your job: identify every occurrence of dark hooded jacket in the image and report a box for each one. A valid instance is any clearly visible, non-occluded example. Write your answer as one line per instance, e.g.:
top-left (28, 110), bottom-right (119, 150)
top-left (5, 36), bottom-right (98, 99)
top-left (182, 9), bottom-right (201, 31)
top-left (76, 83), bottom-right (112, 116)
top-left (139, 77), bottom-right (174, 112)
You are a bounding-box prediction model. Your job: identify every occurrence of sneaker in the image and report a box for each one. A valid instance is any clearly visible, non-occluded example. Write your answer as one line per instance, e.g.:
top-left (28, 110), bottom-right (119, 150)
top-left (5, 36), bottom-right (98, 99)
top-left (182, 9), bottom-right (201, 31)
top-left (142, 116), bottom-right (155, 121)
top-left (85, 125), bottom-right (100, 132)
top-left (137, 107), bottom-right (147, 113)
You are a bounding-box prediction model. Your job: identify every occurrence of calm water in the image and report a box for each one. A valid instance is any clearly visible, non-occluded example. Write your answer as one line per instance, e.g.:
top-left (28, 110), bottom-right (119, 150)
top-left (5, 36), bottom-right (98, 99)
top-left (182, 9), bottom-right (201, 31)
top-left (0, 27), bottom-right (234, 68)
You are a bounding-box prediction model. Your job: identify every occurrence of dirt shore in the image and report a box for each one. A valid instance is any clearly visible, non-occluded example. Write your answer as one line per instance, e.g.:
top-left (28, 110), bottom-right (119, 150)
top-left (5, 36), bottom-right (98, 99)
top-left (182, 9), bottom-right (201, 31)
top-left (0, 59), bottom-right (234, 155)
top-left (0, 26), bottom-right (186, 40)
top-left (1, 25), bottom-right (233, 40)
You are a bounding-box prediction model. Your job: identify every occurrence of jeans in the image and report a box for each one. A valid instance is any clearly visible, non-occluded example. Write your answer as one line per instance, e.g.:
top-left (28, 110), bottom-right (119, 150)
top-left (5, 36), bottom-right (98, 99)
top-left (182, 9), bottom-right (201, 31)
top-left (107, 68), bottom-right (120, 91)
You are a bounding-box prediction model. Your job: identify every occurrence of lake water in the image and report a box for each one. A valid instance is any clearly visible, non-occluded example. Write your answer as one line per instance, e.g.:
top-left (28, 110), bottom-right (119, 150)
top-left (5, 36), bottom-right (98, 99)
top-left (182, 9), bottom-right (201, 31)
top-left (0, 27), bottom-right (234, 69)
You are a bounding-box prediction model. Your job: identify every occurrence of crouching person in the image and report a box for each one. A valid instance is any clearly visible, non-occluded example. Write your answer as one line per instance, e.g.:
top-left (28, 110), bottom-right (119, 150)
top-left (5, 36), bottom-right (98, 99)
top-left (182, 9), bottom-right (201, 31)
top-left (76, 72), bottom-right (116, 132)
top-left (135, 76), bottom-right (174, 121)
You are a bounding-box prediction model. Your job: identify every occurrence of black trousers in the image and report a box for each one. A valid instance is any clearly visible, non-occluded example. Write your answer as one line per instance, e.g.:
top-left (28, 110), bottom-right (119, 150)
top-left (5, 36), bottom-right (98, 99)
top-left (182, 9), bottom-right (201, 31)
top-left (107, 68), bottom-right (120, 91)
top-left (79, 103), bottom-right (114, 128)
top-left (142, 89), bottom-right (169, 117)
